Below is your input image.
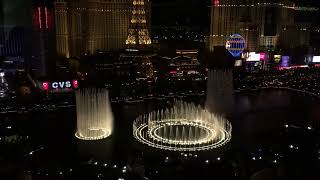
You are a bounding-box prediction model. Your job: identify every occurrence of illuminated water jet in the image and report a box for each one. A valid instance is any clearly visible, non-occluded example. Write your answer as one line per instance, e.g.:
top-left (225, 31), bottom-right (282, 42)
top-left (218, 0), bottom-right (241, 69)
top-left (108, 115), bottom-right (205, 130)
top-left (75, 88), bottom-right (113, 140)
top-left (133, 101), bottom-right (231, 151)
top-left (206, 69), bottom-right (234, 115)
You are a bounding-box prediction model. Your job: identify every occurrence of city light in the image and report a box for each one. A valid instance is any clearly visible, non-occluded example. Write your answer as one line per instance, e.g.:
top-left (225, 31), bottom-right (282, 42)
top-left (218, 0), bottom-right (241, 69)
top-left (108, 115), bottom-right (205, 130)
top-left (213, 0), bottom-right (220, 6)
top-left (260, 53), bottom-right (266, 60)
top-left (72, 80), bottom-right (79, 89)
top-left (42, 82), bottom-right (49, 90)
top-left (38, 7), bottom-right (42, 29)
top-left (45, 7), bottom-right (49, 29)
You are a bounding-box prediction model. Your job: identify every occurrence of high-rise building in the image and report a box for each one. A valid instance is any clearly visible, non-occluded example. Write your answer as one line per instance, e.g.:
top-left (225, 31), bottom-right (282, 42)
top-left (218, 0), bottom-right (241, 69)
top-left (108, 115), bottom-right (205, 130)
top-left (54, 0), bottom-right (132, 58)
top-left (32, 0), bottom-right (55, 77)
top-left (0, 0), bottom-right (56, 77)
top-left (126, 0), bottom-right (152, 48)
top-left (0, 1), bottom-right (4, 54)
top-left (0, 1), bottom-right (31, 58)
top-left (0, 1), bottom-right (33, 75)
top-left (279, 5), bottom-right (319, 50)
top-left (0, 27), bottom-right (26, 57)
top-left (207, 0), bottom-right (314, 52)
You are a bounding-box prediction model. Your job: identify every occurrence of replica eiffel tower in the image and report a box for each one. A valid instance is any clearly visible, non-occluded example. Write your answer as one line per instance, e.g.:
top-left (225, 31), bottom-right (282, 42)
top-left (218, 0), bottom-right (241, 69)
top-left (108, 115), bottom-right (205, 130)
top-left (126, 0), bottom-right (151, 48)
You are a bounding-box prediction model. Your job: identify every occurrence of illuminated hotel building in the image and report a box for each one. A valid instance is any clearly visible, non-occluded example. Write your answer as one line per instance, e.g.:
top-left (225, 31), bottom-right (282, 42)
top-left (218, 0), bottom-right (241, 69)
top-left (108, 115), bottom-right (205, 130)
top-left (208, 0), bottom-right (316, 52)
top-left (54, 0), bottom-right (132, 58)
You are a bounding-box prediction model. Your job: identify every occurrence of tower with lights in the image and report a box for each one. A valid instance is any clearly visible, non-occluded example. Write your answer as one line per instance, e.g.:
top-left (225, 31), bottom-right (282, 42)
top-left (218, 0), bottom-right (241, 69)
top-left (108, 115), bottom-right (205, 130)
top-left (126, 0), bottom-right (152, 48)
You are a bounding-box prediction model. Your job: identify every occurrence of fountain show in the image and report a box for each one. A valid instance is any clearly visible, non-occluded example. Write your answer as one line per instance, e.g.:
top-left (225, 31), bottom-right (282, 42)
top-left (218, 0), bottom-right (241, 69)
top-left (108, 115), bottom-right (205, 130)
top-left (133, 101), bottom-right (232, 151)
top-left (75, 88), bottom-right (114, 140)
top-left (2, 0), bottom-right (320, 179)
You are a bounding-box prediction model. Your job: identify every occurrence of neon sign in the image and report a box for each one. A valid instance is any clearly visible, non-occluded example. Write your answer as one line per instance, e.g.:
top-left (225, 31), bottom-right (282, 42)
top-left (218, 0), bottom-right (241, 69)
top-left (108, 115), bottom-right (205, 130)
top-left (42, 82), bottom-right (49, 90)
top-left (52, 81), bottom-right (72, 89)
top-left (38, 7), bottom-right (42, 29)
top-left (259, 53), bottom-right (266, 60)
top-left (42, 80), bottom-right (79, 91)
top-left (38, 7), bottom-right (49, 30)
top-left (281, 56), bottom-right (290, 67)
top-left (45, 7), bottom-right (49, 29)
top-left (226, 34), bottom-right (246, 57)
top-left (72, 80), bottom-right (79, 89)
top-left (213, 0), bottom-right (220, 6)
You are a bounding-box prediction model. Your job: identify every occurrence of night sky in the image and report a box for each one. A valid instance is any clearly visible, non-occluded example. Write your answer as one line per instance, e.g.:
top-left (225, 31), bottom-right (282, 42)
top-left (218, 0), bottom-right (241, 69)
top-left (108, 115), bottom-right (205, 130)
top-left (152, 0), bottom-right (210, 27)
top-left (1, 0), bottom-right (31, 27)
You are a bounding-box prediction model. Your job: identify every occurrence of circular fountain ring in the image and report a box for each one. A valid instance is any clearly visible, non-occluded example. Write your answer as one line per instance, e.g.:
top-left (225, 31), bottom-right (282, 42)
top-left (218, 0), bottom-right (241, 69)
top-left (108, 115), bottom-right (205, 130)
top-left (75, 128), bottom-right (111, 140)
top-left (148, 119), bottom-right (214, 146)
top-left (133, 102), bottom-right (232, 152)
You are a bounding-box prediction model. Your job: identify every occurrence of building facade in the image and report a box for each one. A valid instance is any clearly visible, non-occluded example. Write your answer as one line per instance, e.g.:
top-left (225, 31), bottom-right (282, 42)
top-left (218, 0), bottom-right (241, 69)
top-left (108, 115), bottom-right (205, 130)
top-left (207, 0), bottom-right (315, 52)
top-left (54, 0), bottom-right (133, 58)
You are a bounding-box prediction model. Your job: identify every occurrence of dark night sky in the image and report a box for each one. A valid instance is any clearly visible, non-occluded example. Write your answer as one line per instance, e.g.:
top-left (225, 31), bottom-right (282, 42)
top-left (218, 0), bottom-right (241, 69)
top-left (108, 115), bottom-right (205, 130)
top-left (152, 0), bottom-right (210, 27)
top-left (1, 0), bottom-right (31, 27)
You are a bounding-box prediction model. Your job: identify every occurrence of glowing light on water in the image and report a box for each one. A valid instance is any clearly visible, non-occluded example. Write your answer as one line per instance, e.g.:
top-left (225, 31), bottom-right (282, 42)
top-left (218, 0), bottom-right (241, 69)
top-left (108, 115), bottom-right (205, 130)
top-left (75, 88), bottom-right (113, 140)
top-left (133, 101), bottom-right (232, 151)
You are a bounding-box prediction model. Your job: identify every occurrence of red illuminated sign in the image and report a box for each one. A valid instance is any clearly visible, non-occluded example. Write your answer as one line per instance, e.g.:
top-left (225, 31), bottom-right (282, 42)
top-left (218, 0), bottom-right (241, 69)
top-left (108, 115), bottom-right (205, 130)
top-left (72, 80), bottom-right (79, 89)
top-left (213, 0), bottom-right (220, 5)
top-left (38, 7), bottom-right (42, 29)
top-left (42, 80), bottom-right (79, 91)
top-left (45, 7), bottom-right (49, 29)
top-left (38, 7), bottom-right (49, 30)
top-left (260, 53), bottom-right (266, 60)
top-left (42, 82), bottom-right (49, 90)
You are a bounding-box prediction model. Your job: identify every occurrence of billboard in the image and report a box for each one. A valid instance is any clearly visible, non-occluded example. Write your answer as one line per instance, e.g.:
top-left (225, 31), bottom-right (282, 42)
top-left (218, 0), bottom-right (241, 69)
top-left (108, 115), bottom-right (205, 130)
top-left (274, 55), bottom-right (281, 63)
top-left (281, 56), bottom-right (290, 67)
top-left (246, 52), bottom-right (260, 61)
top-left (312, 56), bottom-right (320, 63)
top-left (259, 53), bottom-right (266, 61)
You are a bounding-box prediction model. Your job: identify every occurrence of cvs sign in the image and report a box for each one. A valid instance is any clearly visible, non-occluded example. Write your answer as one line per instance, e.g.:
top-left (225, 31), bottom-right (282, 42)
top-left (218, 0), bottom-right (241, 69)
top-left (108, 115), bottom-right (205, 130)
top-left (42, 80), bottom-right (79, 90)
top-left (52, 81), bottom-right (72, 89)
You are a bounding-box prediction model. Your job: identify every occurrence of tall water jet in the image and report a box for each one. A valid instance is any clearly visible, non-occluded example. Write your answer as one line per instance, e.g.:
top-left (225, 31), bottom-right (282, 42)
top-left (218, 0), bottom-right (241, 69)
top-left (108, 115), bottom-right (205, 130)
top-left (206, 69), bottom-right (234, 116)
top-left (133, 101), bottom-right (232, 151)
top-left (75, 88), bottom-right (113, 140)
